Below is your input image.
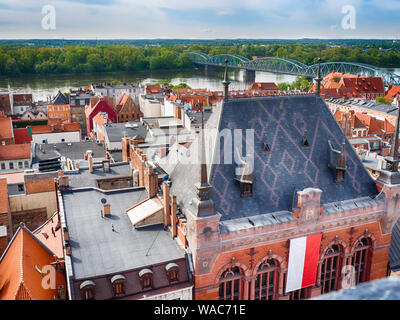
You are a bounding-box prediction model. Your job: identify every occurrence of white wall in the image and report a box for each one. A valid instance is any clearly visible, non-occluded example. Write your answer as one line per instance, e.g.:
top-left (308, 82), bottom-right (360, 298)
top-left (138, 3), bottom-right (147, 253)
top-left (139, 95), bottom-right (162, 118)
top-left (0, 158), bottom-right (31, 173)
top-left (32, 131), bottom-right (81, 144)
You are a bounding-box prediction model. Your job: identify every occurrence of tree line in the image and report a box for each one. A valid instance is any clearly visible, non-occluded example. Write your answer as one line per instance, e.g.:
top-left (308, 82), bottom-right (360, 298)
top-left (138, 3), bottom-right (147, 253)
top-left (0, 43), bottom-right (399, 76)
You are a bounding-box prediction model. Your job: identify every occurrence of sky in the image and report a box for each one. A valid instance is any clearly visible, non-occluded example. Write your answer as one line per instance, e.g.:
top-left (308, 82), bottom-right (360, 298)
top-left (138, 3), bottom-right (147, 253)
top-left (0, 0), bottom-right (399, 39)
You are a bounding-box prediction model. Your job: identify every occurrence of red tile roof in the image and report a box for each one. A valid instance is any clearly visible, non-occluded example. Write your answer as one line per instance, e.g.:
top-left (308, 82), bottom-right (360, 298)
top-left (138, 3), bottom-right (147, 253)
top-left (146, 84), bottom-right (162, 94)
top-left (0, 144), bottom-right (31, 160)
top-left (0, 225), bottom-right (66, 300)
top-left (33, 212), bottom-right (63, 259)
top-left (13, 128), bottom-right (32, 144)
top-left (385, 85), bottom-right (400, 101)
top-left (29, 123), bottom-right (80, 134)
top-left (0, 117), bottom-right (13, 140)
top-left (248, 82), bottom-right (279, 91)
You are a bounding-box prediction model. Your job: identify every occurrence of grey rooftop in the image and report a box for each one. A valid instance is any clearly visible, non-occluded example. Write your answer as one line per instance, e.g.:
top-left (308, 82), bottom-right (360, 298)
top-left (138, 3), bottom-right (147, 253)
top-left (33, 141), bottom-right (107, 164)
top-left (62, 187), bottom-right (185, 280)
top-left (104, 121), bottom-right (147, 143)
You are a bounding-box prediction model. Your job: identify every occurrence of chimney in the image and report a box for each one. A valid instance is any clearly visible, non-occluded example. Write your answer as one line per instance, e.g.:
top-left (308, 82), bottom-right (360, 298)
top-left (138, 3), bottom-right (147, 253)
top-left (145, 165), bottom-right (158, 198)
top-left (162, 181), bottom-right (171, 226)
top-left (102, 159), bottom-right (111, 173)
top-left (103, 204), bottom-right (111, 216)
top-left (88, 154), bottom-right (93, 173)
top-left (171, 194), bottom-right (177, 238)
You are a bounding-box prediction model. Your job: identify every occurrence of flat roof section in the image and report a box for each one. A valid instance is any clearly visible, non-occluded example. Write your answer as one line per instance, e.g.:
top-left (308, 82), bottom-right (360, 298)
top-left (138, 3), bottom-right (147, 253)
top-left (62, 188), bottom-right (185, 280)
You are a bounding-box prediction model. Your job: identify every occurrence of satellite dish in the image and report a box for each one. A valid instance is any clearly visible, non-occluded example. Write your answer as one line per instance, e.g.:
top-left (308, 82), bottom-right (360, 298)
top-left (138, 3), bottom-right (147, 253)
top-left (101, 198), bottom-right (107, 204)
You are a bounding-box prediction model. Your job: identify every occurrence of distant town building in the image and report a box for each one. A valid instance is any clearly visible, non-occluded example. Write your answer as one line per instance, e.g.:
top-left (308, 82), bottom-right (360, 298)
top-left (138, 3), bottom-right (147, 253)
top-left (46, 104), bottom-right (71, 123)
top-left (310, 72), bottom-right (385, 100)
top-left (29, 123), bottom-right (81, 144)
top-left (0, 144), bottom-right (31, 174)
top-left (115, 94), bottom-right (143, 122)
top-left (85, 98), bottom-right (117, 138)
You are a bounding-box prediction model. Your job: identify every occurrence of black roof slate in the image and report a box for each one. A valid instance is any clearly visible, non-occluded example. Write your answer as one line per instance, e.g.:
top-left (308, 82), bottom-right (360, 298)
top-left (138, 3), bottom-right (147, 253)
top-left (167, 96), bottom-right (378, 221)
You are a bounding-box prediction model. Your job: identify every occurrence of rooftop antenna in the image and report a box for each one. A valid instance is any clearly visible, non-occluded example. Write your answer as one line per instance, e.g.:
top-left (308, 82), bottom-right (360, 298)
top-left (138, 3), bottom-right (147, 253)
top-left (145, 229), bottom-right (161, 256)
top-left (386, 99), bottom-right (400, 172)
top-left (222, 53), bottom-right (230, 103)
top-left (315, 48), bottom-right (322, 97)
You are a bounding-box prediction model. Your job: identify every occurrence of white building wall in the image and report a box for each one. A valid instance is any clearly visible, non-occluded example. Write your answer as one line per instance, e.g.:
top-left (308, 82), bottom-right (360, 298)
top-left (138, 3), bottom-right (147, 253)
top-left (139, 95), bottom-right (162, 118)
top-left (32, 131), bottom-right (81, 144)
top-left (0, 158), bottom-right (31, 173)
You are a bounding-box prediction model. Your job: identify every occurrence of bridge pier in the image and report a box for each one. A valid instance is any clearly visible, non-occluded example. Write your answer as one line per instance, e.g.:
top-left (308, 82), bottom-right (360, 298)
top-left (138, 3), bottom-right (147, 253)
top-left (204, 64), bottom-right (217, 77)
top-left (243, 69), bottom-right (256, 83)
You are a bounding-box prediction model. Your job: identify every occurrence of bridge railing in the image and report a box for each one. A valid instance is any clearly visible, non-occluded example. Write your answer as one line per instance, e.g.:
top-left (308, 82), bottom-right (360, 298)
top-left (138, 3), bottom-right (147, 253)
top-left (183, 52), bottom-right (400, 86)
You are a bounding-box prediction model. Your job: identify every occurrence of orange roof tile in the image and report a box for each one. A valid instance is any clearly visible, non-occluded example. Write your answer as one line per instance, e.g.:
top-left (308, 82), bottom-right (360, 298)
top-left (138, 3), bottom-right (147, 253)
top-left (0, 226), bottom-right (66, 300)
top-left (0, 144), bottom-right (30, 160)
top-left (385, 85), bottom-right (400, 101)
top-left (0, 117), bottom-right (13, 140)
top-left (33, 212), bottom-right (63, 259)
top-left (13, 128), bottom-right (32, 144)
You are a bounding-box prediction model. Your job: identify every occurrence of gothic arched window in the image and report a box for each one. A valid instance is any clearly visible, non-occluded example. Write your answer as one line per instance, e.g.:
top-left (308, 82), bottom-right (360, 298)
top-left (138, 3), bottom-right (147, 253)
top-left (218, 266), bottom-right (244, 300)
top-left (320, 244), bottom-right (343, 294)
top-left (254, 259), bottom-right (278, 300)
top-left (351, 237), bottom-right (372, 285)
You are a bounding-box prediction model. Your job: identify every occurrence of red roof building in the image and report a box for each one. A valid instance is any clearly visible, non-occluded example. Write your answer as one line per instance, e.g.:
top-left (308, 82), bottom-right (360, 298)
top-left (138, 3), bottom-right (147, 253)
top-left (146, 84), bottom-right (163, 94)
top-left (12, 94), bottom-right (33, 106)
top-left (115, 94), bottom-right (143, 122)
top-left (311, 72), bottom-right (385, 100)
top-left (0, 94), bottom-right (11, 115)
top-left (0, 115), bottom-right (14, 145)
top-left (385, 85), bottom-right (400, 101)
top-left (0, 144), bottom-right (30, 161)
top-left (85, 98), bottom-right (117, 137)
top-left (13, 128), bottom-right (32, 145)
top-left (248, 82), bottom-right (280, 95)
top-left (0, 224), bottom-right (66, 300)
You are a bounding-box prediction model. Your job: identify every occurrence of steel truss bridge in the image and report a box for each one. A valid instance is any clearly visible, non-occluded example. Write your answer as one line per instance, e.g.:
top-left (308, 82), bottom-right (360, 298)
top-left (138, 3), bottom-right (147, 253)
top-left (185, 52), bottom-right (400, 86)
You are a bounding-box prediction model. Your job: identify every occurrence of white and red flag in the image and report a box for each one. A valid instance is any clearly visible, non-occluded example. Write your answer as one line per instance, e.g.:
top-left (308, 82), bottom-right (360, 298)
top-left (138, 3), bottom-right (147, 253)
top-left (285, 233), bottom-right (322, 293)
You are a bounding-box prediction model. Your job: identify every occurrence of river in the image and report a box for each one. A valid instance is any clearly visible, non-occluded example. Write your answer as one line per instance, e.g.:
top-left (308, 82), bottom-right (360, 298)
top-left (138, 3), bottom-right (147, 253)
top-left (0, 67), bottom-right (399, 102)
top-left (0, 69), bottom-right (297, 102)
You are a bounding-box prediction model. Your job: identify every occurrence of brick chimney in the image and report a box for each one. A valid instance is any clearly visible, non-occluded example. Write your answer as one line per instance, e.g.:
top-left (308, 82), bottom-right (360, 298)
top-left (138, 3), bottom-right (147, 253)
top-left (88, 154), bottom-right (93, 173)
top-left (162, 181), bottom-right (171, 227)
top-left (171, 194), bottom-right (177, 238)
top-left (103, 204), bottom-right (111, 216)
top-left (145, 165), bottom-right (158, 198)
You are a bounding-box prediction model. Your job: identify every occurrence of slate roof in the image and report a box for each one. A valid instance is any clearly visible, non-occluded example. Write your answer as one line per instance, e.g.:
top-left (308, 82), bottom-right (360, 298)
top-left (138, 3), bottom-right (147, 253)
top-left (165, 96), bottom-right (378, 221)
top-left (51, 91), bottom-right (68, 105)
top-left (62, 188), bottom-right (185, 279)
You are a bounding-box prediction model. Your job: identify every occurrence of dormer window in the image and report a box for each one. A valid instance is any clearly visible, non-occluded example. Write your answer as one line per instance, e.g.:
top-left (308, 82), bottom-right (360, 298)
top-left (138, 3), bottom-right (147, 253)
top-left (240, 182), bottom-right (253, 198)
top-left (110, 274), bottom-right (126, 297)
top-left (80, 280), bottom-right (95, 300)
top-left (165, 263), bottom-right (179, 283)
top-left (302, 131), bottom-right (309, 147)
top-left (139, 268), bottom-right (153, 290)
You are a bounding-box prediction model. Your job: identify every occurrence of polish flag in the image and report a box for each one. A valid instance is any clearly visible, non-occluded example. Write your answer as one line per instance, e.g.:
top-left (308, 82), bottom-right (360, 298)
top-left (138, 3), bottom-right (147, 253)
top-left (285, 233), bottom-right (322, 294)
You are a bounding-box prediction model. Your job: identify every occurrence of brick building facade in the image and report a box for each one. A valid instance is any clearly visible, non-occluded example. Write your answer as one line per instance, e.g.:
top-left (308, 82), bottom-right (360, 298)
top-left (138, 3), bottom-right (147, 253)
top-left (156, 95), bottom-right (400, 300)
